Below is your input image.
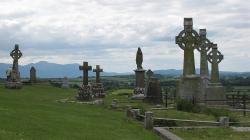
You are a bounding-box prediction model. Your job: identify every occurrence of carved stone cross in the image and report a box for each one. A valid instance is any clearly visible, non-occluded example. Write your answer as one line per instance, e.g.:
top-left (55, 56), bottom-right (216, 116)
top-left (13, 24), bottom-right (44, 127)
top-left (176, 18), bottom-right (200, 76)
top-left (79, 62), bottom-right (92, 85)
top-left (10, 44), bottom-right (22, 72)
top-left (197, 29), bottom-right (212, 77)
top-left (207, 44), bottom-right (223, 83)
top-left (93, 65), bottom-right (103, 83)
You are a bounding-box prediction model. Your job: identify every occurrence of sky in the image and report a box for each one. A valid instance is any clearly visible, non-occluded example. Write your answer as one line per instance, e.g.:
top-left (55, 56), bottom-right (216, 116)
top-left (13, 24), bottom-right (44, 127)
top-left (0, 0), bottom-right (250, 72)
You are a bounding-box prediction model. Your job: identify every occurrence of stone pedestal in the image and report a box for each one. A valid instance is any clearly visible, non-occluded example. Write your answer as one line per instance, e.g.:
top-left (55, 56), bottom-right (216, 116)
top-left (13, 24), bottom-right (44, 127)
top-left (144, 77), bottom-right (162, 104)
top-left (5, 81), bottom-right (22, 89)
top-left (92, 83), bottom-right (105, 98)
top-left (177, 75), bottom-right (201, 103)
top-left (134, 69), bottom-right (146, 95)
top-left (205, 83), bottom-right (226, 105)
top-left (77, 85), bottom-right (93, 101)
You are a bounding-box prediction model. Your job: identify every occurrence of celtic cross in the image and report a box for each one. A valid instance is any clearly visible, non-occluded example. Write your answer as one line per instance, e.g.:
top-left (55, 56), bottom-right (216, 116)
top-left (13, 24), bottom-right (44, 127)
top-left (176, 18), bottom-right (200, 76)
top-left (207, 44), bottom-right (223, 83)
top-left (197, 29), bottom-right (212, 77)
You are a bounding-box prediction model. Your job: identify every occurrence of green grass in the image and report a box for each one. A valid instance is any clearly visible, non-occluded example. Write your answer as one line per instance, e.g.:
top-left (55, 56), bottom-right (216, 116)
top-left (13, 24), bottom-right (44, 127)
top-left (153, 109), bottom-right (216, 121)
top-left (0, 84), bottom-right (160, 140)
top-left (170, 128), bottom-right (250, 140)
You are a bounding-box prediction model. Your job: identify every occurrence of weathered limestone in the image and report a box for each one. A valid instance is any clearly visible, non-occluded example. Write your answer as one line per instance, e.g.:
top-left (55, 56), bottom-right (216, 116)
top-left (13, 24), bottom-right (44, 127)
top-left (205, 44), bottom-right (226, 105)
top-left (219, 117), bottom-right (229, 127)
top-left (92, 65), bottom-right (105, 98)
top-left (198, 29), bottom-right (212, 77)
top-left (30, 66), bottom-right (36, 83)
top-left (5, 44), bottom-right (23, 89)
top-left (61, 76), bottom-right (70, 89)
top-left (176, 18), bottom-right (199, 76)
top-left (77, 62), bottom-right (93, 101)
top-left (208, 44), bottom-right (223, 84)
top-left (197, 29), bottom-right (212, 100)
top-left (144, 111), bottom-right (154, 130)
top-left (144, 70), bottom-right (163, 104)
top-left (175, 18), bottom-right (201, 102)
top-left (133, 47), bottom-right (146, 97)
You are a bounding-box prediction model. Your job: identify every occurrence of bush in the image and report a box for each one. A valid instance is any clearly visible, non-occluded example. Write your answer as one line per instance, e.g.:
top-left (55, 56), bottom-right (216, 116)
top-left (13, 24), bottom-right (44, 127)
top-left (176, 99), bottom-right (201, 113)
top-left (203, 108), bottom-right (238, 122)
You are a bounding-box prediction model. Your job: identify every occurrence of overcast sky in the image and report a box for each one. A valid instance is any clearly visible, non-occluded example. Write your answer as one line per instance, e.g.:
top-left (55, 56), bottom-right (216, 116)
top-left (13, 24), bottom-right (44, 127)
top-left (0, 0), bottom-right (249, 72)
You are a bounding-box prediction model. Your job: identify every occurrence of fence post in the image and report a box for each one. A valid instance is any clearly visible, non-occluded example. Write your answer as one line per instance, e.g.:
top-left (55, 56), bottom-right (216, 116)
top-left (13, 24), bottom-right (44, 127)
top-left (243, 94), bottom-right (246, 117)
top-left (144, 111), bottom-right (154, 130)
top-left (126, 105), bottom-right (132, 118)
top-left (219, 117), bottom-right (229, 127)
top-left (131, 109), bottom-right (140, 119)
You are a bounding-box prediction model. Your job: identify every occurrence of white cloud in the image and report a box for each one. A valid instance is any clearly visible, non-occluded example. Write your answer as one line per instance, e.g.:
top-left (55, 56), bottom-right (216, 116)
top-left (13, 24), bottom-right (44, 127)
top-left (0, 0), bottom-right (250, 72)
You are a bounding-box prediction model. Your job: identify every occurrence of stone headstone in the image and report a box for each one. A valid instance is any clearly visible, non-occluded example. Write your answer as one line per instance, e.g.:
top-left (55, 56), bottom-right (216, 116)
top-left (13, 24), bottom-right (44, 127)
top-left (134, 47), bottom-right (146, 96)
top-left (92, 65), bottom-right (105, 98)
top-left (61, 77), bottom-right (70, 89)
top-left (77, 62), bottom-right (93, 101)
top-left (5, 44), bottom-right (23, 89)
top-left (30, 66), bottom-right (36, 83)
top-left (144, 70), bottom-right (163, 104)
top-left (205, 44), bottom-right (226, 105)
top-left (175, 18), bottom-right (201, 103)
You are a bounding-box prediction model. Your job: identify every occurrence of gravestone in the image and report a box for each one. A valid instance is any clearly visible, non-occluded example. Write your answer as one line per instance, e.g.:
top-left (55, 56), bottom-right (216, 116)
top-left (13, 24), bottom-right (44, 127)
top-left (5, 44), bottom-right (23, 89)
top-left (77, 62), bottom-right (93, 101)
top-left (92, 65), bottom-right (105, 98)
top-left (61, 77), bottom-right (70, 89)
top-left (30, 66), bottom-right (37, 83)
top-left (205, 44), bottom-right (226, 105)
top-left (175, 18), bottom-right (201, 103)
top-left (134, 47), bottom-right (146, 95)
top-left (197, 29), bottom-right (212, 100)
top-left (144, 70), bottom-right (163, 104)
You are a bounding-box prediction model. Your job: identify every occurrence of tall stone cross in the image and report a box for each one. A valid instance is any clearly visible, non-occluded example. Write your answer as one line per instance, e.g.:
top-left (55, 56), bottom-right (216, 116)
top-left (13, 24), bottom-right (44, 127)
top-left (10, 44), bottom-right (22, 73)
top-left (93, 65), bottom-right (103, 83)
top-left (176, 18), bottom-right (200, 76)
top-left (79, 62), bottom-right (92, 85)
top-left (207, 44), bottom-right (223, 83)
top-left (197, 29), bottom-right (212, 77)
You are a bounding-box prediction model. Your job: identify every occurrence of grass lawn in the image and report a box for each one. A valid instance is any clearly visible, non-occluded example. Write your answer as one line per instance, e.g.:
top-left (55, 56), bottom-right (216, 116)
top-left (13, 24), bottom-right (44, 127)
top-left (170, 128), bottom-right (250, 140)
top-left (0, 84), bottom-right (160, 140)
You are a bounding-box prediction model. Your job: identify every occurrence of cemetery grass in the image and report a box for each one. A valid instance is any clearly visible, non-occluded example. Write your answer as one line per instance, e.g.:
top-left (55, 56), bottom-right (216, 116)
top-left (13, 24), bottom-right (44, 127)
top-left (170, 128), bottom-right (250, 140)
top-left (0, 84), bottom-right (160, 140)
top-left (105, 89), bottom-right (250, 123)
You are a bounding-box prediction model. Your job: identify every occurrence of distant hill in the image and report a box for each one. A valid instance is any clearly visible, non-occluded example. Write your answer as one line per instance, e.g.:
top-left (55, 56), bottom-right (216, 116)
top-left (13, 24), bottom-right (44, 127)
top-left (0, 61), bottom-right (249, 78)
top-left (0, 61), bottom-right (127, 78)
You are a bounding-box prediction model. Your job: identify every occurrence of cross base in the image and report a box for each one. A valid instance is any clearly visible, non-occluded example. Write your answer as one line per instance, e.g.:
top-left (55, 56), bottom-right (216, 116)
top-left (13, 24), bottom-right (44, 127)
top-left (92, 83), bottom-right (105, 98)
top-left (5, 81), bottom-right (23, 89)
top-left (77, 85), bottom-right (94, 101)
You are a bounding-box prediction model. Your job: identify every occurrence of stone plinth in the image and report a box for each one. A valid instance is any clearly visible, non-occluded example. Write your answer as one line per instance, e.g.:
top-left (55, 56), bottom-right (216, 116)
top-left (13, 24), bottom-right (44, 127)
top-left (5, 81), bottom-right (22, 89)
top-left (134, 69), bottom-right (146, 95)
top-left (177, 75), bottom-right (201, 103)
top-left (144, 77), bottom-right (162, 104)
top-left (134, 69), bottom-right (145, 88)
top-left (77, 85), bottom-right (93, 101)
top-left (205, 83), bottom-right (226, 105)
top-left (92, 83), bottom-right (105, 98)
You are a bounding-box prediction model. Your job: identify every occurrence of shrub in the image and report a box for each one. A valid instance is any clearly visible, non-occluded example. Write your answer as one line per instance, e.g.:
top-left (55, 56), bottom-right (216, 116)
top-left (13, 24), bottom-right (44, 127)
top-left (176, 99), bottom-right (201, 113)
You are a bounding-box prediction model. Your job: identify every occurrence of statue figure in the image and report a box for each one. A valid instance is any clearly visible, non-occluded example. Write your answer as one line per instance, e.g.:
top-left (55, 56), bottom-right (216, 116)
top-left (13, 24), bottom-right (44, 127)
top-left (136, 47), bottom-right (143, 69)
